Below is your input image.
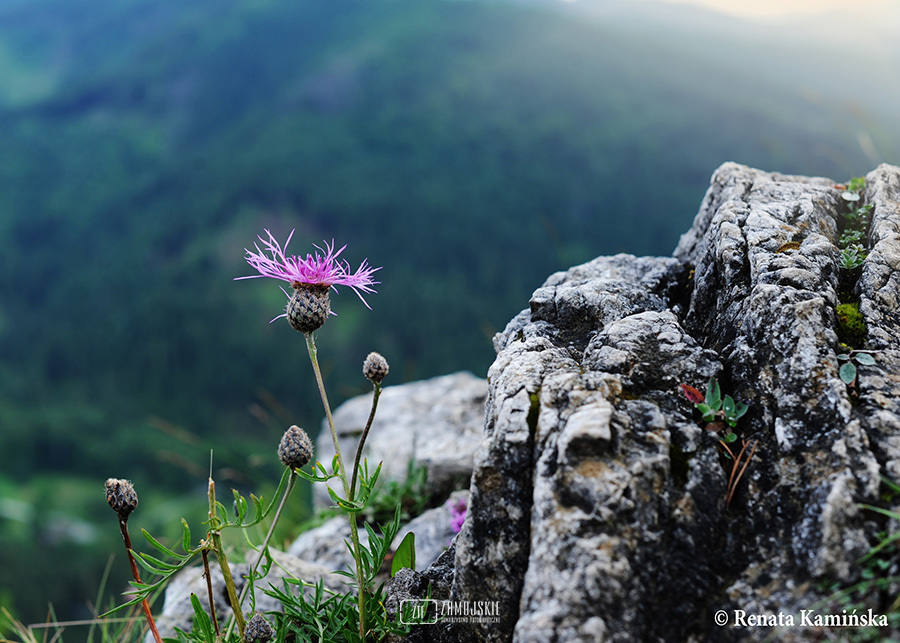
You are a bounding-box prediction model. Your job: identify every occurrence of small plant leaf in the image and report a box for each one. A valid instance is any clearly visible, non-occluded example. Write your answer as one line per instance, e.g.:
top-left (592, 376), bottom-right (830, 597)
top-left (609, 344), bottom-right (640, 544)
top-left (837, 353), bottom-right (850, 361)
top-left (724, 432), bottom-right (738, 443)
top-left (181, 518), bottom-right (191, 553)
top-left (680, 384), bottom-right (704, 404)
top-left (189, 593), bottom-right (214, 639)
top-left (705, 379), bottom-right (721, 408)
top-left (723, 395), bottom-right (736, 417)
top-left (391, 532), bottom-right (416, 577)
top-left (734, 401), bottom-right (748, 419)
top-left (842, 190), bottom-right (861, 202)
top-left (142, 529), bottom-right (181, 559)
top-left (855, 352), bottom-right (876, 365)
top-left (839, 361), bottom-right (857, 384)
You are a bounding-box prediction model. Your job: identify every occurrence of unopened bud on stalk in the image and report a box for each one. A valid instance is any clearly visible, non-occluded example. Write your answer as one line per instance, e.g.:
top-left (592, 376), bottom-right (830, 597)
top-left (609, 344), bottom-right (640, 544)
top-left (105, 478), bottom-right (138, 521)
top-left (278, 425), bottom-right (314, 469)
top-left (363, 351), bottom-right (389, 384)
top-left (243, 612), bottom-right (275, 643)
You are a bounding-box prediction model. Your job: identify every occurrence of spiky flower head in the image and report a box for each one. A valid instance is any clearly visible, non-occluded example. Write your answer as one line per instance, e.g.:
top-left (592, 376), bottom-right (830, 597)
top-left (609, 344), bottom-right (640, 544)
top-left (243, 612), bottom-right (275, 643)
top-left (105, 478), bottom-right (138, 521)
top-left (363, 352), bottom-right (390, 384)
top-left (236, 229), bottom-right (379, 331)
top-left (278, 425), bottom-right (314, 470)
top-left (287, 284), bottom-right (331, 333)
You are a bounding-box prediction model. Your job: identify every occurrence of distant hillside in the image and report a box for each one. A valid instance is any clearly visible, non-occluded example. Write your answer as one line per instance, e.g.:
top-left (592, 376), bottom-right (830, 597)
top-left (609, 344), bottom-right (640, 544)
top-left (1, 0), bottom-right (896, 474)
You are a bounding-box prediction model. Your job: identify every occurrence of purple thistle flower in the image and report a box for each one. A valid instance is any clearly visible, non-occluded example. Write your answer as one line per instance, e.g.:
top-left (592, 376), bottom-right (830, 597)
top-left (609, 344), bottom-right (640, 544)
top-left (235, 229), bottom-right (380, 317)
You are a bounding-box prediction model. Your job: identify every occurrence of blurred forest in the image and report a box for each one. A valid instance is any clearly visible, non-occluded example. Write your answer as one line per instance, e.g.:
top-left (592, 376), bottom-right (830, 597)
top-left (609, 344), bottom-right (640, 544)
top-left (0, 0), bottom-right (898, 635)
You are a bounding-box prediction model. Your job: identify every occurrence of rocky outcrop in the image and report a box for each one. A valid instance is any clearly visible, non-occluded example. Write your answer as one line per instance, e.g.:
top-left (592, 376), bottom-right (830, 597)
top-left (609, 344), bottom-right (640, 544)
top-left (405, 163), bottom-right (900, 642)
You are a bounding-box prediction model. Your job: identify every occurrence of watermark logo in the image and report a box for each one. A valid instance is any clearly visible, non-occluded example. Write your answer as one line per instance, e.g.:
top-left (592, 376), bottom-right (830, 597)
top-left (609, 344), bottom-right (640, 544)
top-left (399, 600), bottom-right (503, 625)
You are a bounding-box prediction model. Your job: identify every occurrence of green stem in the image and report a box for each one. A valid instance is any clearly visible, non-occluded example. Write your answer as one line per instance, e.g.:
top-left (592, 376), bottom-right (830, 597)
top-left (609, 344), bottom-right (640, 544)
top-left (223, 472), bottom-right (297, 641)
top-left (304, 332), bottom-right (350, 497)
top-left (304, 331), bottom-right (366, 641)
top-left (350, 382), bottom-right (383, 500)
top-left (207, 478), bottom-right (246, 636)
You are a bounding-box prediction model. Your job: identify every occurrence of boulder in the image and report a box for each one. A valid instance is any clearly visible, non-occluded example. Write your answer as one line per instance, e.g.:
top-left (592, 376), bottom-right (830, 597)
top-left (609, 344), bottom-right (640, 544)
top-left (147, 549), bottom-right (343, 641)
top-left (313, 371), bottom-right (487, 509)
top-left (415, 163), bottom-right (900, 642)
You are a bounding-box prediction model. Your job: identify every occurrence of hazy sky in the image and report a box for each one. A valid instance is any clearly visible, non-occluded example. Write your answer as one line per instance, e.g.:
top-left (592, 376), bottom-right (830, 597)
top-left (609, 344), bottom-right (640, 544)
top-left (647, 0), bottom-right (895, 19)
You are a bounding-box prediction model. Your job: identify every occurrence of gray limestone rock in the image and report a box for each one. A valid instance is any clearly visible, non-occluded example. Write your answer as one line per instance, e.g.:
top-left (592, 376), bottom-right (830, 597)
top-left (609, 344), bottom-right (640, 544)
top-left (439, 163), bottom-right (900, 642)
top-left (146, 549), bottom-right (343, 642)
top-left (313, 372), bottom-right (487, 509)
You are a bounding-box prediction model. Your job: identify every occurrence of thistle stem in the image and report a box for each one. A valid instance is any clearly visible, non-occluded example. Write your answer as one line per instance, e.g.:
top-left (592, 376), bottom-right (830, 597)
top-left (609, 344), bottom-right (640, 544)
top-left (223, 472), bottom-right (298, 641)
top-left (304, 332), bottom-right (350, 497)
top-left (350, 382), bottom-right (383, 500)
top-left (200, 549), bottom-right (221, 638)
top-left (207, 478), bottom-right (246, 636)
top-left (116, 520), bottom-right (163, 643)
top-left (304, 331), bottom-right (367, 641)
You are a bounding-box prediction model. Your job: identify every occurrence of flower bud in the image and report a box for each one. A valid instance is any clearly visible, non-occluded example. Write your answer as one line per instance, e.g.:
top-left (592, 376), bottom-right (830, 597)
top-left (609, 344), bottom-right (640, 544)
top-left (105, 478), bottom-right (138, 521)
top-left (363, 352), bottom-right (389, 384)
top-left (278, 425), bottom-right (314, 469)
top-left (243, 611), bottom-right (275, 643)
top-left (287, 284), bottom-right (330, 333)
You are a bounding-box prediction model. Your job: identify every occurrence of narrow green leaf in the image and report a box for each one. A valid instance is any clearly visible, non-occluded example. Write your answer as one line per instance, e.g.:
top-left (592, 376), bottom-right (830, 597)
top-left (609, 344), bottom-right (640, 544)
top-left (705, 379), bottom-right (721, 408)
top-left (233, 492), bottom-right (248, 524)
top-left (142, 529), bottom-right (181, 558)
top-left (137, 551), bottom-right (184, 571)
top-left (132, 555), bottom-right (173, 577)
top-left (840, 362), bottom-right (857, 384)
top-left (392, 532), bottom-right (416, 576)
top-left (181, 519), bottom-right (191, 553)
top-left (189, 593), bottom-right (214, 639)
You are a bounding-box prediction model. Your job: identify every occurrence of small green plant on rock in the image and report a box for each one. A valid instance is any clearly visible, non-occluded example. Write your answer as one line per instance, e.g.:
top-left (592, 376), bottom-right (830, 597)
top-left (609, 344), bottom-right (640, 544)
top-left (680, 378), bottom-right (755, 508)
top-left (838, 349), bottom-right (877, 394)
top-left (836, 177), bottom-right (872, 273)
top-left (839, 244), bottom-right (867, 270)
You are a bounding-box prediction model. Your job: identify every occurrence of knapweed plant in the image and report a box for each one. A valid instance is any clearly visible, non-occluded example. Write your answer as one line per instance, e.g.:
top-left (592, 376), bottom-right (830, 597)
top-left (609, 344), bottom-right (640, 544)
top-left (681, 378), bottom-right (756, 508)
top-left (104, 230), bottom-right (416, 642)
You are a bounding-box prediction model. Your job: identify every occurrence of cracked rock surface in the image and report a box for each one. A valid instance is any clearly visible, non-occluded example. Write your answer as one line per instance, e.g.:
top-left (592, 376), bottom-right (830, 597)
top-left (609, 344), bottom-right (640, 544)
top-left (412, 163), bottom-right (900, 642)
